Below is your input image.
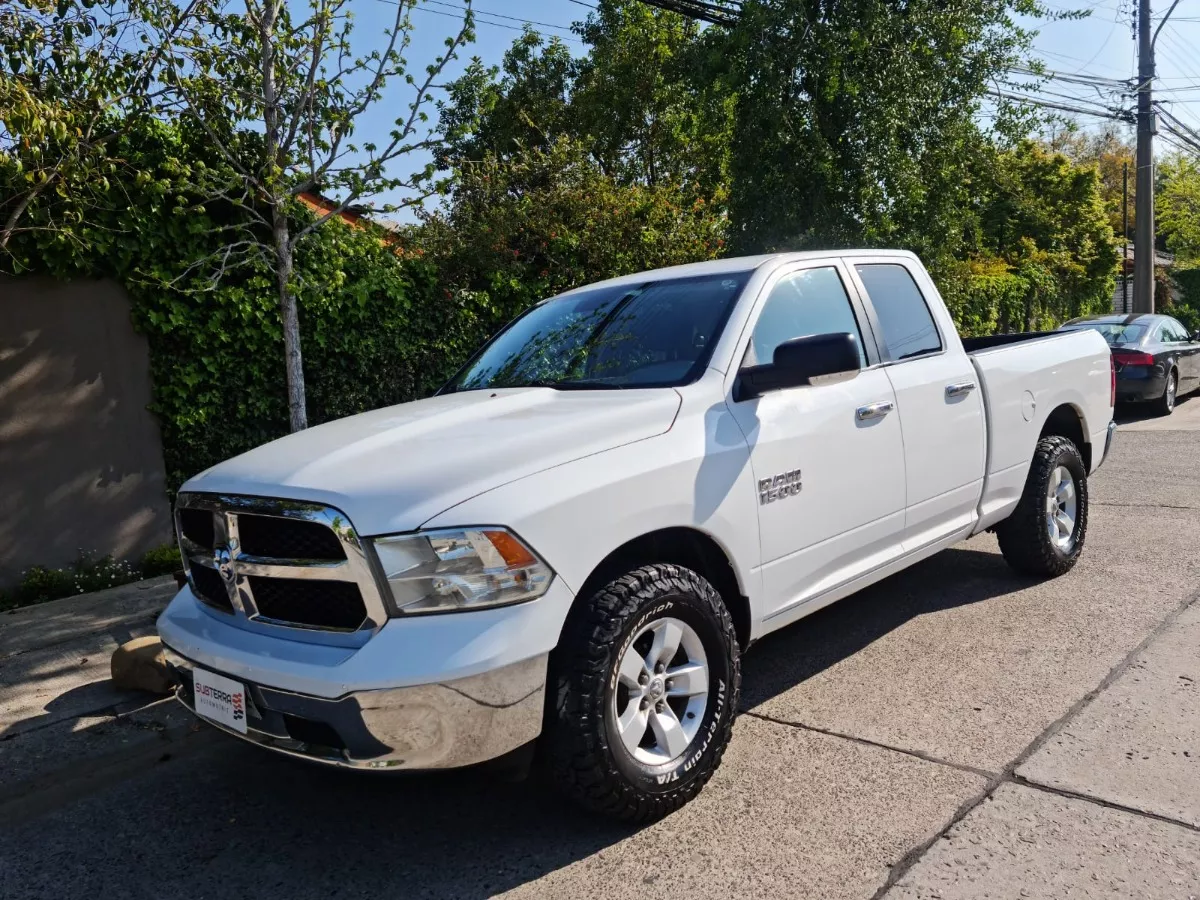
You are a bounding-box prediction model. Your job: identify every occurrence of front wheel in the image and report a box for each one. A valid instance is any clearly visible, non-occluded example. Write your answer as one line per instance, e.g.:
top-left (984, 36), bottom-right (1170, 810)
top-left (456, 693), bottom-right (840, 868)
top-left (546, 564), bottom-right (740, 822)
top-left (996, 435), bottom-right (1089, 577)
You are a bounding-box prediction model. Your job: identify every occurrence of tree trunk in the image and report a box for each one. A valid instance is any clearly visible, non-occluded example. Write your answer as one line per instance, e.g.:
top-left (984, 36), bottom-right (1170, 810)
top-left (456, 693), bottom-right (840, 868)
top-left (273, 208), bottom-right (307, 431)
top-left (258, 0), bottom-right (305, 431)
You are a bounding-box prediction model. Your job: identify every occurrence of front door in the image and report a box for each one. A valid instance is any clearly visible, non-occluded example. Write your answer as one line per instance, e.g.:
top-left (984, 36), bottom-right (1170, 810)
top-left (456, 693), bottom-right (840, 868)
top-left (725, 262), bottom-right (907, 620)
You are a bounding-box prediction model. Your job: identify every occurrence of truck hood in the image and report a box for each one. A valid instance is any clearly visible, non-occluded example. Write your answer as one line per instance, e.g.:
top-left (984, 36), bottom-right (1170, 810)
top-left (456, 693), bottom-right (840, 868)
top-left (181, 387), bottom-right (682, 535)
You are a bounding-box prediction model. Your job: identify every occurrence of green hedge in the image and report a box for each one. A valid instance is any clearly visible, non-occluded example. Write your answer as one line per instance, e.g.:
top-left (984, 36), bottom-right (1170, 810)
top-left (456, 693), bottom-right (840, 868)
top-left (129, 233), bottom-right (478, 488)
top-left (943, 271), bottom-right (1029, 337)
top-left (1171, 269), bottom-right (1200, 333)
top-left (2, 121), bottom-right (486, 488)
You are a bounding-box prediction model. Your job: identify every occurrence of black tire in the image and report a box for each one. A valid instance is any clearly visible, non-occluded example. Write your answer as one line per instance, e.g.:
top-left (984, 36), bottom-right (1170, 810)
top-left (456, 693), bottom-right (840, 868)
top-left (546, 564), bottom-right (740, 823)
top-left (1153, 369), bottom-right (1178, 416)
top-left (996, 435), bottom-right (1089, 577)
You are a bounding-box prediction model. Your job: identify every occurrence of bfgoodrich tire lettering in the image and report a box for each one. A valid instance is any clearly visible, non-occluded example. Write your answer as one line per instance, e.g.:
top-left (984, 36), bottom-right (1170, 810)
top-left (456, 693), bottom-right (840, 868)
top-left (997, 435), bottom-right (1089, 577)
top-left (547, 564), bottom-right (740, 822)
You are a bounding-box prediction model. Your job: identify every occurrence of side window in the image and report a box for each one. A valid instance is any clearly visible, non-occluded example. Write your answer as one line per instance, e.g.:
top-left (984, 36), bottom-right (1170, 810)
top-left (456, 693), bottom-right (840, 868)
top-left (854, 264), bottom-right (942, 361)
top-left (744, 267), bottom-right (867, 368)
top-left (1166, 318), bottom-right (1190, 342)
top-left (1153, 322), bottom-right (1173, 343)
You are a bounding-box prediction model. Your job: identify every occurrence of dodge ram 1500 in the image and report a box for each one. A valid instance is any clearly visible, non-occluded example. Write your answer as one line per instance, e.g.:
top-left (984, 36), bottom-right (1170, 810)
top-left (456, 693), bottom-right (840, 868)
top-left (158, 250), bottom-right (1116, 821)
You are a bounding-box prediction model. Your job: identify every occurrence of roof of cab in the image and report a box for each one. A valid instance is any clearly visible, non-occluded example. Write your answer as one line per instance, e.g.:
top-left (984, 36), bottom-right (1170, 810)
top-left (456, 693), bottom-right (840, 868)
top-left (553, 249), bottom-right (921, 297)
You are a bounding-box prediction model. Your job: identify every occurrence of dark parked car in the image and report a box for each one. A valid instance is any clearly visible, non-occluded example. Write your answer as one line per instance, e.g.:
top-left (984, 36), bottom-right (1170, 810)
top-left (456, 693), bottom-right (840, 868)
top-left (1061, 313), bottom-right (1200, 415)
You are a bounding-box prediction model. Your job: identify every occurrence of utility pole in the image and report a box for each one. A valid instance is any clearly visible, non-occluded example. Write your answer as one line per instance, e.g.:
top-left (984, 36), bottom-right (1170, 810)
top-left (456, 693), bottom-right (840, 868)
top-left (1132, 0), bottom-right (1186, 313)
top-left (1123, 161), bottom-right (1130, 313)
top-left (1133, 0), bottom-right (1155, 313)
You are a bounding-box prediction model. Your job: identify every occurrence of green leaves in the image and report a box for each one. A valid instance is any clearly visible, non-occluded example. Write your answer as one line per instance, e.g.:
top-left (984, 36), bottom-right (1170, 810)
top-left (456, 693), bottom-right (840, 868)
top-left (419, 136), bottom-right (727, 341)
top-left (954, 140), bottom-right (1118, 332)
top-left (1157, 155), bottom-right (1200, 268)
top-left (726, 0), bottom-right (1035, 262)
top-left (1, 0), bottom-right (171, 250)
top-left (2, 115), bottom-right (475, 487)
top-left (437, 2), bottom-right (730, 197)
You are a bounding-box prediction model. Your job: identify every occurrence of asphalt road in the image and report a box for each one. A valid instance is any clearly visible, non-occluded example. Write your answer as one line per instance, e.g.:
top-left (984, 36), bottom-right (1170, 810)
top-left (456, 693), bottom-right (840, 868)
top-left (3, 396), bottom-right (1200, 899)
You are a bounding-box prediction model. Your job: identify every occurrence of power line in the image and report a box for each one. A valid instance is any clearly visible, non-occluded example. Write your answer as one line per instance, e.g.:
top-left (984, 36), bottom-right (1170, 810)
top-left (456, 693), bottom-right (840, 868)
top-left (986, 87), bottom-right (1134, 122)
top-left (1009, 64), bottom-right (1132, 89)
top-left (635, 0), bottom-right (741, 26)
top-left (1155, 103), bottom-right (1200, 146)
top-left (1158, 121), bottom-right (1200, 155)
top-left (1160, 130), bottom-right (1200, 155)
top-left (424, 0), bottom-right (576, 34)
top-left (404, 1), bottom-right (585, 42)
top-left (998, 80), bottom-right (1127, 110)
top-left (1067, 11), bottom-right (1123, 76)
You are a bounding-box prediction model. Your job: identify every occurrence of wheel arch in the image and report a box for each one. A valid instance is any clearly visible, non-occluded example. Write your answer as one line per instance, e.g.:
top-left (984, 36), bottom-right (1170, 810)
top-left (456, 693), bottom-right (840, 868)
top-left (568, 526), bottom-right (752, 652)
top-left (1039, 402), bottom-right (1091, 471)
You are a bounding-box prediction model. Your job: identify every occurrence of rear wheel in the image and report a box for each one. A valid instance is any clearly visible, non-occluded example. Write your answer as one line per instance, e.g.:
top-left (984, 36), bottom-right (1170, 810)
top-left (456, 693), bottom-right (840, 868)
top-left (1153, 369), bottom-right (1178, 416)
top-left (546, 564), bottom-right (740, 822)
top-left (997, 435), bottom-right (1088, 577)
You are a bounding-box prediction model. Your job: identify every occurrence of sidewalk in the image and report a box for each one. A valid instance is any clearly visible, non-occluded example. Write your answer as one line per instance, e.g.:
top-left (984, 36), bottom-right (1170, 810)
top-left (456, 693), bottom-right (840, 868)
top-left (888, 588), bottom-right (1200, 896)
top-left (0, 576), bottom-right (205, 816)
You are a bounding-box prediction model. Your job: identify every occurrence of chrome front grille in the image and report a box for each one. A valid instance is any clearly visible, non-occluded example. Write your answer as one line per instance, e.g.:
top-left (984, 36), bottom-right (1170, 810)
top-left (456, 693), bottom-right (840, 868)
top-left (175, 493), bottom-right (387, 636)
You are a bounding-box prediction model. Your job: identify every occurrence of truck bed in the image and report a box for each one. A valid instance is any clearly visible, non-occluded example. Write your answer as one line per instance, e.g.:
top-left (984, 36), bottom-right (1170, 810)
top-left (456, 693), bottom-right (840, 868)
top-left (961, 331), bottom-right (1060, 353)
top-left (966, 327), bottom-right (1113, 533)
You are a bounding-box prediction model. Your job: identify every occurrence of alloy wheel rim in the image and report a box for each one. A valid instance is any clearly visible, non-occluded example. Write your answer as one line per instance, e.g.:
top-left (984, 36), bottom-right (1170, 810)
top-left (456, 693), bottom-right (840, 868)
top-left (1045, 465), bottom-right (1078, 552)
top-left (1168, 374), bottom-right (1177, 408)
top-left (612, 616), bottom-right (709, 766)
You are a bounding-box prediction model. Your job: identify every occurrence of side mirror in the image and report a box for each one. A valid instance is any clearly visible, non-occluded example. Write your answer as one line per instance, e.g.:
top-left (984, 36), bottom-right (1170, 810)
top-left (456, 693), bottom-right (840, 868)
top-left (735, 332), bottom-right (861, 401)
top-left (1193, 330), bottom-right (1200, 343)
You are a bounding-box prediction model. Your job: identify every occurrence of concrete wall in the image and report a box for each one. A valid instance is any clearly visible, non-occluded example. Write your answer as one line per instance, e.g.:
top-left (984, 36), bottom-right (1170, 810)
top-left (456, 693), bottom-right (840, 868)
top-left (0, 278), bottom-right (172, 586)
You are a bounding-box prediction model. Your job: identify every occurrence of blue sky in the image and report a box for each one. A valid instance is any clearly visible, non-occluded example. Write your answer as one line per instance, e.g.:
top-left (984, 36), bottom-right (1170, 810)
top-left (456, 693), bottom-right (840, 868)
top-left (1029, 0), bottom-right (1200, 138)
top-left (358, 0), bottom-right (1200, 217)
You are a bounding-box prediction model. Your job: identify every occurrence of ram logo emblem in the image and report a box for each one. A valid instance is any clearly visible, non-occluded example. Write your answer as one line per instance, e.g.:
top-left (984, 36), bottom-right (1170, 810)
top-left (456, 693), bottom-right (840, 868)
top-left (759, 469), bottom-right (802, 505)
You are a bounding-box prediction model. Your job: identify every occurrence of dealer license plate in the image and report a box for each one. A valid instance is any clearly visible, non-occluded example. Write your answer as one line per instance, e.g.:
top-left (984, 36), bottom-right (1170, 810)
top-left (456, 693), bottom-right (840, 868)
top-left (192, 667), bottom-right (248, 735)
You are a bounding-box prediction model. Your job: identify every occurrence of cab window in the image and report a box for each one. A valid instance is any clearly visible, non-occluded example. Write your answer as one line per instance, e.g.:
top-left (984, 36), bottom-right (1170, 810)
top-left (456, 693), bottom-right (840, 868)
top-left (743, 267), bottom-right (867, 368)
top-left (854, 263), bottom-right (942, 361)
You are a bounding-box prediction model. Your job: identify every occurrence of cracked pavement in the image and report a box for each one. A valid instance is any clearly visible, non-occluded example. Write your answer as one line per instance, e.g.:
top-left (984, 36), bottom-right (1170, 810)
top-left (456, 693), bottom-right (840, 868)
top-left (2, 398), bottom-right (1200, 899)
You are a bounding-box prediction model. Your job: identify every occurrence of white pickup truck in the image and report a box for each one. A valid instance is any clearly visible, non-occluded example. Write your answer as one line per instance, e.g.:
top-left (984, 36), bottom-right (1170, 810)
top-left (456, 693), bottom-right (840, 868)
top-left (158, 250), bottom-right (1116, 821)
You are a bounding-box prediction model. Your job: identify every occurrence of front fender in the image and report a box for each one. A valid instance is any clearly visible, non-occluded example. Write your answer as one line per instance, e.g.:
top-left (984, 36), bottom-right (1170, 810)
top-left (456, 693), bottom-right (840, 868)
top-left (420, 399), bottom-right (763, 632)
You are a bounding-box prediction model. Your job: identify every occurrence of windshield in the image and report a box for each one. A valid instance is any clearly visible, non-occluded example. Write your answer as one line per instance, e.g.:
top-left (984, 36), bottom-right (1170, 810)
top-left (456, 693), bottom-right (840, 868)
top-left (443, 272), bottom-right (751, 392)
top-left (1062, 322), bottom-right (1149, 346)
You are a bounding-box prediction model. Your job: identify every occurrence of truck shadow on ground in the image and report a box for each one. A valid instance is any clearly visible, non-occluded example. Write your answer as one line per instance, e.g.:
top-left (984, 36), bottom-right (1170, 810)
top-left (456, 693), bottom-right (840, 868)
top-left (739, 543), bottom-right (1030, 710)
top-left (1, 545), bottom-right (1034, 899)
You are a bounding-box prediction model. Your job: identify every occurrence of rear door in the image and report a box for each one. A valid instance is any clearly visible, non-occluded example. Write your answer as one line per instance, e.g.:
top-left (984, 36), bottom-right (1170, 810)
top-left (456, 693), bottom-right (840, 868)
top-left (725, 260), bottom-right (907, 620)
top-left (847, 260), bottom-right (986, 549)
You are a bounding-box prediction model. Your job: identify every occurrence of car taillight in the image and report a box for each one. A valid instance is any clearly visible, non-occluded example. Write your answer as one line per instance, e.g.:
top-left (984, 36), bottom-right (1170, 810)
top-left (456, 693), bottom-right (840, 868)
top-left (1110, 354), bottom-right (1116, 407)
top-left (1112, 351), bottom-right (1156, 367)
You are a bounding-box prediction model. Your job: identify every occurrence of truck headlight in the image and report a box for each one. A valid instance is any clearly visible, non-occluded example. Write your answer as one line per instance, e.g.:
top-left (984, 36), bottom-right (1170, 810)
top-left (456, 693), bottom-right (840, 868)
top-left (372, 528), bottom-right (553, 614)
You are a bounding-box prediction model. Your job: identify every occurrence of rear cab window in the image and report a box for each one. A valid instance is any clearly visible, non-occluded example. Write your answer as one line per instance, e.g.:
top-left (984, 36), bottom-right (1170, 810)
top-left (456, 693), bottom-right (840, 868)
top-left (854, 263), bottom-right (942, 362)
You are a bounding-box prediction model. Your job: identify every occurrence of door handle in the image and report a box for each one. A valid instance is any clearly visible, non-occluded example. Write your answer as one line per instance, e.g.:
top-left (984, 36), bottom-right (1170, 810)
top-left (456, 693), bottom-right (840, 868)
top-left (945, 381), bottom-right (977, 398)
top-left (856, 400), bottom-right (894, 421)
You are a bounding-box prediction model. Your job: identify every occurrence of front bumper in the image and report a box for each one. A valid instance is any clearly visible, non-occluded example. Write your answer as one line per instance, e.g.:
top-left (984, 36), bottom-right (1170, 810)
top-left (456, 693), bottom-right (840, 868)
top-left (163, 643), bottom-right (547, 770)
top-left (156, 574), bottom-right (575, 770)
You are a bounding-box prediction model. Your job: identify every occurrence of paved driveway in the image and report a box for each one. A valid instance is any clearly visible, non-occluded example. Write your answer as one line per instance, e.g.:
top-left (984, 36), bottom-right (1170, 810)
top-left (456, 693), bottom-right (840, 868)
top-left (2, 397), bottom-right (1199, 899)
